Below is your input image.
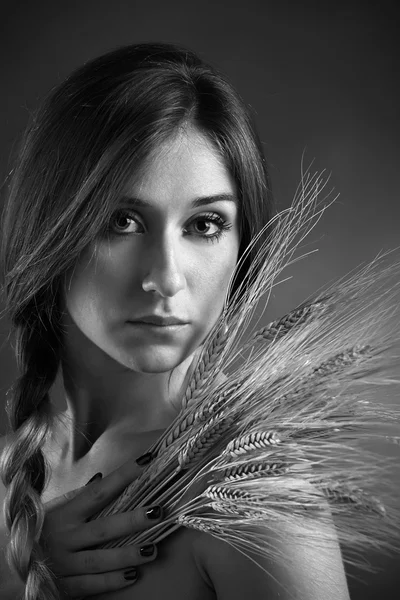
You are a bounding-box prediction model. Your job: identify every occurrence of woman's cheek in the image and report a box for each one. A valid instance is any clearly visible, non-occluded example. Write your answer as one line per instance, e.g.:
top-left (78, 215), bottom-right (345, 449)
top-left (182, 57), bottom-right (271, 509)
top-left (196, 261), bottom-right (236, 311)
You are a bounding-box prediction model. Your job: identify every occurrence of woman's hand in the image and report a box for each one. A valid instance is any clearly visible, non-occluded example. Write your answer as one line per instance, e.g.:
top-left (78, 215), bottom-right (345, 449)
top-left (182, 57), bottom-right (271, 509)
top-left (40, 454), bottom-right (163, 598)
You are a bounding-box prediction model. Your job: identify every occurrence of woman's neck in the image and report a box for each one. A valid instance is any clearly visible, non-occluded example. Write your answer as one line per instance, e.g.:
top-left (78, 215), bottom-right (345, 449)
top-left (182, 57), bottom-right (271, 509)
top-left (48, 349), bottom-right (200, 464)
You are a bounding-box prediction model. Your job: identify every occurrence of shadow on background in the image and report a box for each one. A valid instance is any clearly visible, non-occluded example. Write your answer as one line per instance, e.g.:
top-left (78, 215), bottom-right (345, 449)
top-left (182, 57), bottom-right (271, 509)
top-left (347, 552), bottom-right (400, 599)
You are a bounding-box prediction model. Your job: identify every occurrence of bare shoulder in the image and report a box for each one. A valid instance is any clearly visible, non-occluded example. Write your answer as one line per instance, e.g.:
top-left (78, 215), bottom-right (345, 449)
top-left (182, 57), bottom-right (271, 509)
top-left (194, 526), bottom-right (275, 599)
top-left (194, 503), bottom-right (351, 600)
top-left (89, 524), bottom-right (215, 600)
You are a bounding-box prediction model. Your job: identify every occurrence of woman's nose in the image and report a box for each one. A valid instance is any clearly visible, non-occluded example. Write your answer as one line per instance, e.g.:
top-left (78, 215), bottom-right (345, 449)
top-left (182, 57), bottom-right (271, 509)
top-left (141, 235), bottom-right (186, 297)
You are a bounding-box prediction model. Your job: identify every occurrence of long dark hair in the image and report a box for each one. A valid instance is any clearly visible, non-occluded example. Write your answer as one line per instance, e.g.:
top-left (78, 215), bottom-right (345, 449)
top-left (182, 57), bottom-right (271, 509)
top-left (0, 42), bottom-right (275, 598)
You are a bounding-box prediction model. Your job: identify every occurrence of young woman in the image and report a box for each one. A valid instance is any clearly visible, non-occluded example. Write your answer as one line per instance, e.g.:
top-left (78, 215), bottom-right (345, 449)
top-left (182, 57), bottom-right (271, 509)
top-left (0, 43), bottom-right (351, 599)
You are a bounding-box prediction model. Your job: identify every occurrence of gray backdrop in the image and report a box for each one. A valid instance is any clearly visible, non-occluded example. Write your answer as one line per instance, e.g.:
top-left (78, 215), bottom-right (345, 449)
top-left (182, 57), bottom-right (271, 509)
top-left (0, 1), bottom-right (399, 597)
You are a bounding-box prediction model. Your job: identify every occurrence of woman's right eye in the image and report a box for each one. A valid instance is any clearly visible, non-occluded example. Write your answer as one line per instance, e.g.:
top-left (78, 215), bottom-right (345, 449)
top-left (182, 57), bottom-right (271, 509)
top-left (108, 210), bottom-right (142, 235)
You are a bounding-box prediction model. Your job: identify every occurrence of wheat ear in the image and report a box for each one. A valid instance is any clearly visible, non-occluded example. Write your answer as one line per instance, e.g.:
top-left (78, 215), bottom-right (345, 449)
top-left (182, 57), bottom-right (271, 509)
top-left (204, 485), bottom-right (256, 502)
top-left (202, 485), bottom-right (284, 519)
top-left (320, 483), bottom-right (386, 517)
top-left (223, 461), bottom-right (290, 481)
top-left (224, 431), bottom-right (281, 458)
top-left (182, 323), bottom-right (230, 409)
top-left (177, 515), bottom-right (226, 535)
top-left (242, 300), bottom-right (326, 351)
top-left (209, 501), bottom-right (266, 519)
top-left (177, 411), bottom-right (236, 470)
top-left (385, 436), bottom-right (400, 445)
top-left (312, 345), bottom-right (371, 377)
top-left (156, 383), bottom-right (241, 456)
top-left (262, 344), bottom-right (372, 423)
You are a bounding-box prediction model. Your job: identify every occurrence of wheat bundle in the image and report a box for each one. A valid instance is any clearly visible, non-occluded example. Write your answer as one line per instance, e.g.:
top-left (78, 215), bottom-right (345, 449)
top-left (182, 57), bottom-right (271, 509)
top-left (81, 168), bottom-right (400, 584)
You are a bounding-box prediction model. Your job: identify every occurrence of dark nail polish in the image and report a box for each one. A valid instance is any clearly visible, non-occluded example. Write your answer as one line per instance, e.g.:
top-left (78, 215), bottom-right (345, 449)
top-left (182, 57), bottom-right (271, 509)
top-left (136, 452), bottom-right (153, 466)
top-left (140, 544), bottom-right (155, 557)
top-left (85, 472), bottom-right (103, 486)
top-left (124, 567), bottom-right (138, 581)
top-left (146, 505), bottom-right (162, 519)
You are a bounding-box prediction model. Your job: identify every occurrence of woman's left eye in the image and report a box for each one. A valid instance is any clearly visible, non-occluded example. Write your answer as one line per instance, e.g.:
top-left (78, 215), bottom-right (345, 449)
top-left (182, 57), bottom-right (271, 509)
top-left (186, 213), bottom-right (233, 243)
top-left (107, 210), bottom-right (233, 244)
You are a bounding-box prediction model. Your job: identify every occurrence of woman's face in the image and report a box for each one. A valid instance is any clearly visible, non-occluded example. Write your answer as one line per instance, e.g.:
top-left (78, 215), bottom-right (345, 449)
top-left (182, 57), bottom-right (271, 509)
top-left (62, 127), bottom-right (240, 373)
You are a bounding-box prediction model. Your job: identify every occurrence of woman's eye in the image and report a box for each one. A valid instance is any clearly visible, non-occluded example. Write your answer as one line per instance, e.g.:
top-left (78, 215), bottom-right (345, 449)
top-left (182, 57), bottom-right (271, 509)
top-left (116, 212), bottom-right (138, 229)
top-left (191, 218), bottom-right (220, 236)
top-left (188, 214), bottom-right (233, 243)
top-left (111, 210), bottom-right (140, 234)
top-left (106, 210), bottom-right (232, 243)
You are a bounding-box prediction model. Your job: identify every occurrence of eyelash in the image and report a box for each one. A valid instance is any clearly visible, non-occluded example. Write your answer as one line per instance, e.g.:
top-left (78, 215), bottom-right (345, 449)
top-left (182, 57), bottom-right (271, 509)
top-left (106, 210), bottom-right (233, 244)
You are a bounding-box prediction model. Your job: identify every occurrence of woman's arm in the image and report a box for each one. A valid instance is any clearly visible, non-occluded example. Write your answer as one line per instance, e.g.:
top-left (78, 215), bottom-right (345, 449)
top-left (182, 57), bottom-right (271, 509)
top-left (197, 487), bottom-right (351, 600)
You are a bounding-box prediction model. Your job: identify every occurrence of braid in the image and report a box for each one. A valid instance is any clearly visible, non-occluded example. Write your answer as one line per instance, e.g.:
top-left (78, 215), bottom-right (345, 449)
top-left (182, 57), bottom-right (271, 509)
top-left (0, 309), bottom-right (64, 599)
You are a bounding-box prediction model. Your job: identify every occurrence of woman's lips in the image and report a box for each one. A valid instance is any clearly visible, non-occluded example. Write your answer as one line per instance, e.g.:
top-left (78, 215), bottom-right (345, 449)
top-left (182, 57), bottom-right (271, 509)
top-left (127, 322), bottom-right (188, 332)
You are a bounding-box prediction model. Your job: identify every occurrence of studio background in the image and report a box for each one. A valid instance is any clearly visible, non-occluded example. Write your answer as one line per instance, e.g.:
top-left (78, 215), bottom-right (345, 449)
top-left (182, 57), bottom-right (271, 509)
top-left (0, 1), bottom-right (399, 598)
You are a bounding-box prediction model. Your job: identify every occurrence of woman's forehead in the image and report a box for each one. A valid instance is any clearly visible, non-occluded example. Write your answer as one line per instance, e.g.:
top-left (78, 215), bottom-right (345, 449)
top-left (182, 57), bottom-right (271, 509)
top-left (136, 126), bottom-right (224, 174)
top-left (124, 127), bottom-right (236, 203)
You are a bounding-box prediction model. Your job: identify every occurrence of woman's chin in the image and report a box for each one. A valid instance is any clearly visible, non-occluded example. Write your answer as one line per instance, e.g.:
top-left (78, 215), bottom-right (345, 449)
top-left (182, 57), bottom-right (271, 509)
top-left (121, 347), bottom-right (189, 374)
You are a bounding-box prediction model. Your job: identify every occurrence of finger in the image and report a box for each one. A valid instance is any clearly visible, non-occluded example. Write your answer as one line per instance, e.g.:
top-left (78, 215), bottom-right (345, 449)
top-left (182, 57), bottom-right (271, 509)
top-left (62, 543), bottom-right (157, 576)
top-left (69, 505), bottom-right (163, 550)
top-left (63, 454), bottom-right (153, 520)
top-left (58, 567), bottom-right (139, 598)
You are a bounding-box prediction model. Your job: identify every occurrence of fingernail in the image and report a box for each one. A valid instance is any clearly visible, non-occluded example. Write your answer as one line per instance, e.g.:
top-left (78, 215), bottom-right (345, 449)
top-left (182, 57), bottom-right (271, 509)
top-left (124, 567), bottom-right (138, 581)
top-left (146, 505), bottom-right (162, 519)
top-left (140, 544), bottom-right (155, 557)
top-left (85, 472), bottom-right (103, 486)
top-left (136, 452), bottom-right (153, 466)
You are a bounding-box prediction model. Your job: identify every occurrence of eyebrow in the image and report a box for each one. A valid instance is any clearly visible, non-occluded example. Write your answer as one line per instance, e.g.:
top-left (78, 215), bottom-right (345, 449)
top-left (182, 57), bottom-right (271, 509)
top-left (120, 193), bottom-right (239, 209)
